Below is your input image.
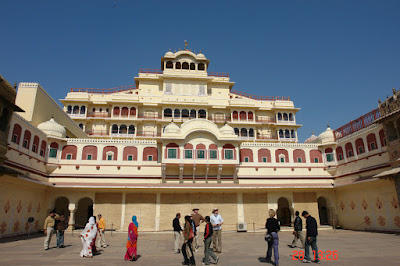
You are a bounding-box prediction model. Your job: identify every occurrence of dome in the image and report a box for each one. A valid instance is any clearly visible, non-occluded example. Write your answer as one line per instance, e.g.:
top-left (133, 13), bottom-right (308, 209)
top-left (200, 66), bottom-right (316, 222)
top-left (197, 52), bottom-right (206, 59)
top-left (164, 122), bottom-right (180, 134)
top-left (164, 50), bottom-right (174, 57)
top-left (305, 132), bottom-right (318, 143)
top-left (219, 123), bottom-right (234, 135)
top-left (316, 125), bottom-right (335, 144)
top-left (37, 118), bottom-right (66, 138)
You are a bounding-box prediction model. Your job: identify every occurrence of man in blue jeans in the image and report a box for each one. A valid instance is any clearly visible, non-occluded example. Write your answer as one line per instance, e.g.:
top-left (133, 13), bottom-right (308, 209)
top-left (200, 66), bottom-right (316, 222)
top-left (301, 211), bottom-right (320, 263)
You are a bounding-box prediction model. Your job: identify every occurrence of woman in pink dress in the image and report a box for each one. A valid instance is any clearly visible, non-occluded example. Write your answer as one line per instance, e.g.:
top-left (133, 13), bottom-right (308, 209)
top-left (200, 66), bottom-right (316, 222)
top-left (124, 215), bottom-right (138, 261)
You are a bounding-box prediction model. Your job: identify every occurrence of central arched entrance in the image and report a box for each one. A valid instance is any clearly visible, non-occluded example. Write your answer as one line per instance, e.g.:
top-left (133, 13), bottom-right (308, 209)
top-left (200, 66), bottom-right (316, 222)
top-left (277, 197), bottom-right (291, 226)
top-left (75, 197), bottom-right (93, 228)
top-left (54, 197), bottom-right (70, 217)
top-left (317, 197), bottom-right (329, 225)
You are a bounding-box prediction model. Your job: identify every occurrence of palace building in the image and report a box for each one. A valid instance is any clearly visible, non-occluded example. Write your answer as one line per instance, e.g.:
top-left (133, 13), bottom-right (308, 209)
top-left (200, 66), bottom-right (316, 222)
top-left (1, 49), bottom-right (400, 236)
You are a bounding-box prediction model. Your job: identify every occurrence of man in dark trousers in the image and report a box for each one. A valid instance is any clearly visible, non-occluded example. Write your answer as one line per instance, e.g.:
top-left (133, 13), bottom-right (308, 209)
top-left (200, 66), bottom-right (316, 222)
top-left (289, 211), bottom-right (304, 248)
top-left (173, 213), bottom-right (182, 253)
top-left (301, 211), bottom-right (320, 263)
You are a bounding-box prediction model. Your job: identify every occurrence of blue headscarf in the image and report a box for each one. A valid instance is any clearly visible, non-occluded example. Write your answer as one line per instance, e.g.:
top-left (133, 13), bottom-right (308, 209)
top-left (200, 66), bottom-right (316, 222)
top-left (132, 215), bottom-right (138, 227)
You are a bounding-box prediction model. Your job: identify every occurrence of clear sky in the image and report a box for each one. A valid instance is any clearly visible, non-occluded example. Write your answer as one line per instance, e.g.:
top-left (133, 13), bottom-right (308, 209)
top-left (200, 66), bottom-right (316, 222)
top-left (1, 0), bottom-right (400, 141)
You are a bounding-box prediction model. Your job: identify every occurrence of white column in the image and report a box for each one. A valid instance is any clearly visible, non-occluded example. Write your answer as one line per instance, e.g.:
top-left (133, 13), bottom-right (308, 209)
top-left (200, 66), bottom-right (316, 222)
top-left (155, 192), bottom-right (161, 231)
top-left (120, 192), bottom-right (126, 231)
top-left (237, 192), bottom-right (244, 223)
top-left (67, 203), bottom-right (76, 230)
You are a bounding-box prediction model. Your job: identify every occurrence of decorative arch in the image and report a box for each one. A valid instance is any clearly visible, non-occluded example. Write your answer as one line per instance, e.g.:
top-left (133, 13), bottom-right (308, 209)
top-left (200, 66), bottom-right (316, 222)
top-left (82, 145), bottom-right (97, 160)
top-left (32, 135), bottom-right (39, 153)
top-left (121, 107), bottom-right (129, 117)
top-left (22, 130), bottom-right (31, 149)
top-left (248, 111), bottom-right (254, 120)
top-left (240, 148), bottom-right (253, 162)
top-left (198, 63), bottom-right (205, 70)
top-left (61, 145), bottom-right (77, 160)
top-left (123, 146), bottom-right (138, 161)
top-left (11, 123), bottom-right (22, 144)
top-left (164, 108), bottom-right (172, 117)
top-left (239, 111), bottom-right (247, 120)
top-left (366, 133), bottom-right (378, 151)
top-left (336, 146), bottom-right (344, 161)
top-left (277, 197), bottom-right (291, 226)
top-left (165, 143), bottom-right (180, 159)
top-left (198, 110), bottom-right (206, 118)
top-left (310, 149), bottom-right (323, 163)
top-left (112, 124), bottom-right (118, 134)
top-left (143, 147), bottom-right (157, 161)
top-left (275, 149), bottom-right (289, 163)
top-left (40, 140), bottom-right (47, 157)
top-left (232, 111), bottom-right (238, 120)
top-left (113, 107), bottom-right (120, 116)
top-left (258, 148), bottom-right (271, 162)
top-left (222, 144), bottom-right (236, 160)
top-left (166, 61), bottom-right (173, 68)
top-left (345, 142), bottom-right (354, 158)
top-left (355, 138), bottom-right (365, 154)
top-left (182, 62), bottom-right (189, 69)
top-left (102, 146), bottom-right (118, 160)
top-left (293, 149), bottom-right (306, 163)
top-left (130, 107), bottom-right (136, 116)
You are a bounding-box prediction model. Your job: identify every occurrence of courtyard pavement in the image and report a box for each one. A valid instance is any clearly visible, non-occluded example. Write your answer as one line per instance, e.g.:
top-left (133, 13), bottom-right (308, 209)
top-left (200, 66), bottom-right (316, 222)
top-left (0, 229), bottom-right (399, 266)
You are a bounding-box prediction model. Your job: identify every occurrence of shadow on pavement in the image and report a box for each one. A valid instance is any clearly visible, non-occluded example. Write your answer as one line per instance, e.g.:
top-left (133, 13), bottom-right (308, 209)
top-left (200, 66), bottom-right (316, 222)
top-left (0, 232), bottom-right (44, 243)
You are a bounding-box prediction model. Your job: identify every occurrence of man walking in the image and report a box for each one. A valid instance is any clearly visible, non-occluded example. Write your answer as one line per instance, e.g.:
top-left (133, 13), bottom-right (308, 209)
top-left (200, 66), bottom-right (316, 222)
top-left (203, 216), bottom-right (219, 265)
top-left (43, 212), bottom-right (59, 250)
top-left (97, 214), bottom-right (107, 248)
top-left (191, 207), bottom-right (205, 251)
top-left (173, 212), bottom-right (182, 253)
top-left (289, 211), bottom-right (304, 248)
top-left (210, 208), bottom-right (223, 253)
top-left (56, 214), bottom-right (68, 248)
top-left (301, 211), bottom-right (320, 263)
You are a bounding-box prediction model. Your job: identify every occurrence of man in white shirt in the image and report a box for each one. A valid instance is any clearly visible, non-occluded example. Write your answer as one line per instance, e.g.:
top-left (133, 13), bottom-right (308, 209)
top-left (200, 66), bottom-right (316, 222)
top-left (210, 208), bottom-right (224, 253)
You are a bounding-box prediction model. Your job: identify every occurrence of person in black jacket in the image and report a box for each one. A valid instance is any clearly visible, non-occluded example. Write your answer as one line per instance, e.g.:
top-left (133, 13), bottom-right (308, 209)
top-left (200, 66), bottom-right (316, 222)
top-left (301, 211), bottom-right (320, 263)
top-left (265, 209), bottom-right (280, 266)
top-left (289, 211), bottom-right (305, 248)
top-left (173, 213), bottom-right (182, 253)
top-left (203, 216), bottom-right (219, 265)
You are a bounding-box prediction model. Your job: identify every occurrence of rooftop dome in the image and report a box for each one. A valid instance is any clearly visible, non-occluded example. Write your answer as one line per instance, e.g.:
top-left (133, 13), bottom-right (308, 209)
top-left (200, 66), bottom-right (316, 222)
top-left (197, 52), bottom-right (206, 59)
top-left (316, 124), bottom-right (335, 144)
top-left (164, 122), bottom-right (180, 135)
top-left (219, 123), bottom-right (234, 135)
top-left (164, 50), bottom-right (174, 57)
top-left (305, 132), bottom-right (318, 143)
top-left (37, 118), bottom-right (66, 138)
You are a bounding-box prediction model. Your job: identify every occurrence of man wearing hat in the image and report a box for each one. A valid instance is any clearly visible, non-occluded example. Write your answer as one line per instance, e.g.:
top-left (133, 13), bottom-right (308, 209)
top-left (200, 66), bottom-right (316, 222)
top-left (191, 208), bottom-right (205, 251)
top-left (210, 208), bottom-right (224, 253)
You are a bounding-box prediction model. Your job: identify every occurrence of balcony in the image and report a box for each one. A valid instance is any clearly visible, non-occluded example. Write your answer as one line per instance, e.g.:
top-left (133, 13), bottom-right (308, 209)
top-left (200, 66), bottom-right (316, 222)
top-left (208, 116), bottom-right (231, 123)
top-left (275, 120), bottom-right (296, 125)
top-left (256, 134), bottom-right (279, 141)
top-left (256, 117), bottom-right (276, 123)
top-left (68, 113), bottom-right (86, 118)
top-left (137, 113), bottom-right (162, 120)
top-left (86, 130), bottom-right (109, 136)
top-left (87, 112), bottom-right (111, 118)
top-left (110, 132), bottom-right (135, 138)
top-left (136, 131), bottom-right (161, 138)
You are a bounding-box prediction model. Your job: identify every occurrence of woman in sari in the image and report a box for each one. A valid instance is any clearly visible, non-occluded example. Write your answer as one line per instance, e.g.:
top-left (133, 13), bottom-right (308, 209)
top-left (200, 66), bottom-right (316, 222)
top-left (79, 216), bottom-right (97, 258)
top-left (124, 215), bottom-right (138, 261)
top-left (182, 215), bottom-right (195, 266)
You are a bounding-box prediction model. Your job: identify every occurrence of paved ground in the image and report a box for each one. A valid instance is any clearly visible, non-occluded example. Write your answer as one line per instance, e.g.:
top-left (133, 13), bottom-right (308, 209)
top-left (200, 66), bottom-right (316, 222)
top-left (0, 229), bottom-right (399, 266)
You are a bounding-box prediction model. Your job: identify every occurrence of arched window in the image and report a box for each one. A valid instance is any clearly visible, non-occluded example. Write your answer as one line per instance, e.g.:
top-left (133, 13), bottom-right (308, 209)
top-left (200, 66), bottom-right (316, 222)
top-left (240, 111), bottom-right (247, 120)
top-left (22, 130), bottom-right (31, 149)
top-left (285, 129), bottom-right (290, 138)
top-left (164, 108), bottom-right (172, 117)
top-left (11, 123), bottom-right (22, 144)
top-left (32, 136), bottom-right (39, 153)
top-left (249, 128), bottom-right (254, 137)
top-left (49, 142), bottom-right (59, 158)
top-left (67, 105), bottom-right (72, 114)
top-left (143, 147), bottom-right (157, 161)
top-left (121, 107), bottom-right (129, 117)
top-left (182, 62), bottom-right (189, 69)
top-left (279, 130), bottom-right (284, 139)
top-left (325, 148), bottom-right (334, 162)
top-left (182, 109), bottom-right (189, 118)
top-left (232, 111), bottom-right (238, 120)
top-left (283, 113), bottom-right (288, 121)
top-left (198, 110), bottom-right (206, 118)
top-left (379, 129), bottom-right (386, 147)
top-left (366, 133), bottom-right (378, 151)
top-left (123, 147), bottom-right (138, 161)
top-left (130, 107), bottom-right (136, 116)
top-left (175, 62), bottom-right (181, 69)
top-left (128, 125), bottom-right (135, 135)
top-left (174, 109), bottom-right (181, 118)
top-left (248, 111), bottom-right (254, 120)
top-left (82, 145), bottom-right (97, 160)
top-left (345, 142), bottom-right (354, 158)
top-left (222, 144), bottom-right (236, 160)
top-left (240, 148), bottom-right (253, 162)
top-left (80, 106), bottom-right (86, 114)
top-left (79, 123), bottom-right (84, 129)
top-left (234, 128), bottom-right (239, 136)
top-left (40, 140), bottom-right (47, 157)
top-left (336, 146), bottom-right (344, 161)
top-left (190, 109), bottom-right (196, 118)
top-left (277, 113), bottom-right (282, 120)
top-left (275, 149), bottom-right (289, 163)
top-left (198, 63), bottom-right (205, 71)
top-left (166, 143), bottom-right (180, 159)
top-left (293, 149), bottom-right (306, 163)
top-left (258, 149), bottom-right (271, 162)
top-left (291, 130), bottom-right (296, 138)
top-left (119, 125), bottom-right (127, 134)
top-left (240, 128), bottom-right (248, 137)
top-left (310, 150), bottom-right (323, 163)
top-left (113, 107), bottom-right (120, 116)
top-left (289, 113), bottom-right (294, 121)
top-left (73, 106), bottom-right (79, 114)
top-left (190, 63), bottom-right (195, 70)
top-left (102, 146), bottom-right (118, 160)
top-left (166, 61), bottom-right (173, 69)
top-left (112, 124), bottom-right (118, 134)
top-left (61, 145), bottom-right (77, 160)
top-left (355, 138), bottom-right (365, 154)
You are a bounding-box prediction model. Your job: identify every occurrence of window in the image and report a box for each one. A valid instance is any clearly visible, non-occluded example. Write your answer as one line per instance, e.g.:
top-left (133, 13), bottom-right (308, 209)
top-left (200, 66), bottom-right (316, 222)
top-left (128, 155), bottom-right (133, 161)
top-left (23, 140), bottom-right (28, 149)
top-left (199, 85), bottom-right (205, 96)
top-left (66, 154), bottom-right (72, 160)
top-left (209, 150), bottom-right (217, 159)
top-left (49, 148), bottom-right (57, 158)
top-left (107, 155), bottom-right (113, 161)
top-left (280, 157), bottom-right (285, 163)
top-left (348, 150), bottom-right (353, 157)
top-left (148, 155), bottom-right (153, 161)
top-left (370, 143), bottom-right (376, 150)
top-left (224, 149), bottom-right (233, 159)
top-left (244, 157), bottom-right (249, 162)
top-left (165, 84), bottom-right (172, 95)
top-left (338, 154), bottom-right (343, 160)
top-left (262, 157), bottom-right (267, 163)
top-left (32, 144), bottom-right (37, 153)
top-left (12, 134), bottom-right (18, 143)
top-left (197, 150), bottom-right (205, 159)
top-left (87, 154), bottom-right (92, 160)
top-left (314, 158), bottom-right (319, 163)
top-left (358, 146), bottom-right (364, 154)
top-left (326, 154), bottom-right (334, 162)
top-left (297, 157), bottom-right (302, 163)
top-left (40, 149), bottom-right (44, 156)
top-left (168, 148), bottom-right (177, 159)
top-left (185, 150), bottom-right (193, 159)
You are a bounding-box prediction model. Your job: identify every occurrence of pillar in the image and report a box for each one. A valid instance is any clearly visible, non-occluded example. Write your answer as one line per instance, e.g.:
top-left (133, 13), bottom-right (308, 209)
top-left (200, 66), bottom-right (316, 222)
top-left (120, 192), bottom-right (126, 231)
top-left (155, 192), bottom-right (161, 231)
top-left (67, 203), bottom-right (76, 231)
top-left (237, 192), bottom-right (244, 223)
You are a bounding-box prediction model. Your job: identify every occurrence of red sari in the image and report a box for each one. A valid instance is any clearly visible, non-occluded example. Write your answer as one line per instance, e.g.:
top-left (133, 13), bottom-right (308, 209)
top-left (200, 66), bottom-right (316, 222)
top-left (124, 222), bottom-right (138, 260)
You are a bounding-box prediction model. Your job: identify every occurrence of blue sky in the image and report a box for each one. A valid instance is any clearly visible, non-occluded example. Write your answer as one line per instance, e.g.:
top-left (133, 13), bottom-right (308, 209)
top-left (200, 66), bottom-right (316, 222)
top-left (1, 0), bottom-right (400, 141)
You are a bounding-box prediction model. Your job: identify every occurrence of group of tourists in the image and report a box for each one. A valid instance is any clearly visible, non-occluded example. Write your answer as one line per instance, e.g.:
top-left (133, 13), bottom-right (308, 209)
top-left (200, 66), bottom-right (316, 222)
top-left (43, 212), bottom-right (68, 250)
top-left (265, 209), bottom-right (320, 266)
top-left (173, 208), bottom-right (223, 266)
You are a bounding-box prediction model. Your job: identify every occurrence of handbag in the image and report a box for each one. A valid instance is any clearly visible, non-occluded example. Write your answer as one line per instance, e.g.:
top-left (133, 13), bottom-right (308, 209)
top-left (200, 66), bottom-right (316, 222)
top-left (264, 232), bottom-right (272, 242)
top-left (188, 229), bottom-right (194, 240)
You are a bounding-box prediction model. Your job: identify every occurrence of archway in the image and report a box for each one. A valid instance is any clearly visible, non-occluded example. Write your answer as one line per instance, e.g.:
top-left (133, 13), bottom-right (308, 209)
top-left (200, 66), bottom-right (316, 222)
top-left (75, 197), bottom-right (93, 228)
top-left (317, 197), bottom-right (329, 225)
top-left (277, 197), bottom-right (291, 226)
top-left (54, 197), bottom-right (70, 218)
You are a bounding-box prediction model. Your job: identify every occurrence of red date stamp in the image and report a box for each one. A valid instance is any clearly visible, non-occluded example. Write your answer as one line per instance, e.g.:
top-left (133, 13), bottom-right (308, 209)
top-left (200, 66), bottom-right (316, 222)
top-left (292, 250), bottom-right (338, 261)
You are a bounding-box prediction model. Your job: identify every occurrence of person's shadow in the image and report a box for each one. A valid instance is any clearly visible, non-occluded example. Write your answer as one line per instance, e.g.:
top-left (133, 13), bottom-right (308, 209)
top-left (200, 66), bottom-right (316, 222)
top-left (258, 257), bottom-right (274, 265)
top-left (131, 255), bottom-right (141, 261)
